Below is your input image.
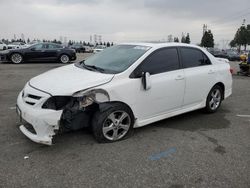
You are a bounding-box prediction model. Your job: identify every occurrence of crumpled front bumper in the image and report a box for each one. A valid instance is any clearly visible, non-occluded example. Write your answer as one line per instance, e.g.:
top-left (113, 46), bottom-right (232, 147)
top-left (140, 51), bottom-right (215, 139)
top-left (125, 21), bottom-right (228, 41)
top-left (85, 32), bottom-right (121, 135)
top-left (17, 88), bottom-right (63, 145)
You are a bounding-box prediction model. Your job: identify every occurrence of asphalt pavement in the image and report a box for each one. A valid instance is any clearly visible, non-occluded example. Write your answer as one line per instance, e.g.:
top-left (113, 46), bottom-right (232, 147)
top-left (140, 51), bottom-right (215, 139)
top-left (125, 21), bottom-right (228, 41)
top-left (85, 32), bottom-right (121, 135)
top-left (0, 54), bottom-right (249, 188)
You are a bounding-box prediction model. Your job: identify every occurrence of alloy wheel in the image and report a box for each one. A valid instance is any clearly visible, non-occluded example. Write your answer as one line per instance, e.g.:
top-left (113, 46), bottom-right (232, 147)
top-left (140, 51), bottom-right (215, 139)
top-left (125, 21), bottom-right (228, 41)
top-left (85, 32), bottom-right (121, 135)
top-left (209, 88), bottom-right (221, 110)
top-left (102, 111), bottom-right (131, 141)
top-left (11, 54), bottom-right (22, 64)
top-left (60, 55), bottom-right (69, 64)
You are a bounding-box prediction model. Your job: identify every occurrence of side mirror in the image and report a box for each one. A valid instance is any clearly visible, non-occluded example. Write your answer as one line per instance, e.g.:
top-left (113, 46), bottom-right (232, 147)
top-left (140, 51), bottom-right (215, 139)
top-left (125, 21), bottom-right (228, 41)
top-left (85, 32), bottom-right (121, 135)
top-left (142, 72), bottom-right (151, 90)
top-left (30, 47), bottom-right (35, 51)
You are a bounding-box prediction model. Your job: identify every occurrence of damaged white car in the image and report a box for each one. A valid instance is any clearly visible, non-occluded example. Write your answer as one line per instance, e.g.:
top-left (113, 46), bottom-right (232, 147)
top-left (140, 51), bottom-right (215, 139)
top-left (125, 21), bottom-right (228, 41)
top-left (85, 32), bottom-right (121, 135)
top-left (17, 43), bottom-right (232, 145)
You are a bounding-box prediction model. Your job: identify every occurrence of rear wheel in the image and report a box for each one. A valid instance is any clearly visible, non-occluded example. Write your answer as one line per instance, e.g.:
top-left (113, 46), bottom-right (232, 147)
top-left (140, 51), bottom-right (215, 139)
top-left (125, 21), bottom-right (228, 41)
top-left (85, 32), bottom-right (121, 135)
top-left (59, 54), bottom-right (70, 64)
top-left (10, 53), bottom-right (23, 64)
top-left (92, 103), bottom-right (134, 143)
top-left (204, 85), bottom-right (223, 113)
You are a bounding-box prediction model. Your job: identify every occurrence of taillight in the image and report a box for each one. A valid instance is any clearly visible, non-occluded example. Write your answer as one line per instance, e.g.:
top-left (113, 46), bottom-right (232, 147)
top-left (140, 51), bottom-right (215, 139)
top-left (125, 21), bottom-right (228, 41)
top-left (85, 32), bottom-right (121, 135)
top-left (230, 68), bottom-right (233, 74)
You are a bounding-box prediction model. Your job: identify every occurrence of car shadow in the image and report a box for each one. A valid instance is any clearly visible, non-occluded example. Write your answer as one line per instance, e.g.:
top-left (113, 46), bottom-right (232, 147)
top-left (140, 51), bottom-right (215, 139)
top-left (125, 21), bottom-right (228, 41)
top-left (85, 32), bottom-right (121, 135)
top-left (134, 107), bottom-right (231, 134)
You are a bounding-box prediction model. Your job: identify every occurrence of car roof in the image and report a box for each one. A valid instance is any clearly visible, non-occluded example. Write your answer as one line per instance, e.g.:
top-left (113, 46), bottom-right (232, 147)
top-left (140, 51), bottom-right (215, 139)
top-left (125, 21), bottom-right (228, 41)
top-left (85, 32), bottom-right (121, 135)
top-left (119, 42), bottom-right (202, 49)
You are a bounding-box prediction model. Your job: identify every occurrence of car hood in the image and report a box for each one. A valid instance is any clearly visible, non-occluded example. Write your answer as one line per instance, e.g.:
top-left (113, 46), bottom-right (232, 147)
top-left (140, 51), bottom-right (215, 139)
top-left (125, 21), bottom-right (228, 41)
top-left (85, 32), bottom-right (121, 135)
top-left (29, 64), bottom-right (114, 96)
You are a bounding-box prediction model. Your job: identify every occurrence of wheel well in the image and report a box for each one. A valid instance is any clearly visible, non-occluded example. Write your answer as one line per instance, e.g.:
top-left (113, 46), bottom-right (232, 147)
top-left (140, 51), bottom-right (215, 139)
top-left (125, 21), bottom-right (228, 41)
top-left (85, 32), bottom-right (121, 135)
top-left (60, 53), bottom-right (70, 57)
top-left (214, 82), bottom-right (225, 100)
top-left (10, 52), bottom-right (22, 57)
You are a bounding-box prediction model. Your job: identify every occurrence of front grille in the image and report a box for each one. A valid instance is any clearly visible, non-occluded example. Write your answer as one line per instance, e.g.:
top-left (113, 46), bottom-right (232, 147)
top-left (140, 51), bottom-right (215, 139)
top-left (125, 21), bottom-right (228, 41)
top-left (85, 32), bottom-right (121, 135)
top-left (25, 101), bottom-right (35, 105)
top-left (22, 83), bottom-right (51, 108)
top-left (28, 94), bottom-right (41, 100)
top-left (22, 91), bottom-right (44, 106)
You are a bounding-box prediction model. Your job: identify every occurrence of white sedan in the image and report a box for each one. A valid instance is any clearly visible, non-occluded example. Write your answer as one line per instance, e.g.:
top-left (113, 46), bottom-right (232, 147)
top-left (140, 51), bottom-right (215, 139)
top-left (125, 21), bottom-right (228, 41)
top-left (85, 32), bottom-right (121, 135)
top-left (7, 42), bottom-right (27, 49)
top-left (17, 43), bottom-right (232, 145)
top-left (93, 45), bottom-right (106, 53)
top-left (0, 41), bottom-right (7, 50)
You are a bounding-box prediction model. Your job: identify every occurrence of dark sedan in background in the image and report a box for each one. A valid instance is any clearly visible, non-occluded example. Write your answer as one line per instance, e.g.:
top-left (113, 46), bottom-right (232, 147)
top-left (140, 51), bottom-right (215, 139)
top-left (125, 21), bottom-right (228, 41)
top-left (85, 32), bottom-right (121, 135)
top-left (0, 43), bottom-right (76, 64)
top-left (208, 48), bottom-right (240, 61)
top-left (70, 44), bottom-right (86, 53)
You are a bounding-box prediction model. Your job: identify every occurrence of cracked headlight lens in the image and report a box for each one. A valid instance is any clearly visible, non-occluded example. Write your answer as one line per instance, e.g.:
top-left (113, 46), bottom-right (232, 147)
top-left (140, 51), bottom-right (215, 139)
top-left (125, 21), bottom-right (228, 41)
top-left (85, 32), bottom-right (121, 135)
top-left (73, 89), bottom-right (110, 108)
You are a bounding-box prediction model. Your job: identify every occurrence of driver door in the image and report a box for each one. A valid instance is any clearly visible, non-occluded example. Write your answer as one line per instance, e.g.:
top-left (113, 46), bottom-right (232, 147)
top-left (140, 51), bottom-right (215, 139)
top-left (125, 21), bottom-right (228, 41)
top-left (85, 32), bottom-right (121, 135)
top-left (25, 44), bottom-right (46, 61)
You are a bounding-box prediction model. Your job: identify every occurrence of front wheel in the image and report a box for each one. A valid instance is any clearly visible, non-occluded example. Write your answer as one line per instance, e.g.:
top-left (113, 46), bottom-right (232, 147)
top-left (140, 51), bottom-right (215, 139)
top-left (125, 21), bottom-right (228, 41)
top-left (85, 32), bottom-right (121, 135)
top-left (204, 85), bottom-right (223, 113)
top-left (59, 54), bottom-right (70, 64)
top-left (10, 53), bottom-right (23, 64)
top-left (92, 103), bottom-right (134, 143)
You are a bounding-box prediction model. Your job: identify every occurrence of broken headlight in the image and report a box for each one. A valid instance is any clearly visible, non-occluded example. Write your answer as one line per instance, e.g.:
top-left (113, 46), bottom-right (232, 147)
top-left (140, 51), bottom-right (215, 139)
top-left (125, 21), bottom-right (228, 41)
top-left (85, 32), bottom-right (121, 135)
top-left (73, 89), bottom-right (110, 108)
top-left (42, 96), bottom-right (72, 110)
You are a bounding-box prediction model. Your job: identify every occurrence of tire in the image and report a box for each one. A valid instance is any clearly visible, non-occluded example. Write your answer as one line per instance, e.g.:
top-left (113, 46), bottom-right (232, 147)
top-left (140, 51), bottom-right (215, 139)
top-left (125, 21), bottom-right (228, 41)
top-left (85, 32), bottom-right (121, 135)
top-left (204, 85), bottom-right (223, 113)
top-left (92, 103), bottom-right (134, 143)
top-left (10, 53), bottom-right (23, 64)
top-left (59, 54), bottom-right (70, 64)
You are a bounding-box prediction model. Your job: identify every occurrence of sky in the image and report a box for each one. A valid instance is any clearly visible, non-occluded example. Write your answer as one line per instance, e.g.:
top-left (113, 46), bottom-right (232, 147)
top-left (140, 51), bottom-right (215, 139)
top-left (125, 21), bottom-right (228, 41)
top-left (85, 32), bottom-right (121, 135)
top-left (0, 0), bottom-right (249, 47)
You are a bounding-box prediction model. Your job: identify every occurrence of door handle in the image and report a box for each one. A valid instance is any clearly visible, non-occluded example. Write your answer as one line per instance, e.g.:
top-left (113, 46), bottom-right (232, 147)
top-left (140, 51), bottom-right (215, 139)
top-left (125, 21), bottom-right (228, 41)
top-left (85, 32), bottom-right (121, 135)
top-left (175, 75), bottom-right (184, 80)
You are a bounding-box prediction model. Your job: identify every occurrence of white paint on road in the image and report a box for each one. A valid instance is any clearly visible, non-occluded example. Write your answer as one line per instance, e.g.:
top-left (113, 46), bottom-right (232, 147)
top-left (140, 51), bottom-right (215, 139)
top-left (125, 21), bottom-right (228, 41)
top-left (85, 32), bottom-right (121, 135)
top-left (236, 114), bottom-right (250, 118)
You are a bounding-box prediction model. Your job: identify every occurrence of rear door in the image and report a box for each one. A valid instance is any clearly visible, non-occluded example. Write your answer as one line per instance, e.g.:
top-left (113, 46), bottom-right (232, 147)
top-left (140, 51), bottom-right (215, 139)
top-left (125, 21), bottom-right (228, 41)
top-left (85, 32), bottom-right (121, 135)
top-left (43, 44), bottom-right (61, 60)
top-left (179, 47), bottom-right (217, 108)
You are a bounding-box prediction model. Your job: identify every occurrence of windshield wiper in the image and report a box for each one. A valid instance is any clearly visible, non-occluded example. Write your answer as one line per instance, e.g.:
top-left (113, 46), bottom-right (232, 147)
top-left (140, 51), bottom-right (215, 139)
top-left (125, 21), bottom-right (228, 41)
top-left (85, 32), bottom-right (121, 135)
top-left (80, 61), bottom-right (105, 73)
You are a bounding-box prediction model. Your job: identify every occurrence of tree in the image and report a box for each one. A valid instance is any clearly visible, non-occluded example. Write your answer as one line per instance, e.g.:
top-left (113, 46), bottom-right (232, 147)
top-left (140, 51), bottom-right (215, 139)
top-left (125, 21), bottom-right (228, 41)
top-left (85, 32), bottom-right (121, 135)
top-left (229, 39), bottom-right (236, 48)
top-left (201, 30), bottom-right (214, 48)
top-left (174, 37), bottom-right (179, 42)
top-left (181, 35), bottom-right (186, 43)
top-left (185, 33), bottom-right (190, 44)
top-left (231, 21), bottom-right (250, 51)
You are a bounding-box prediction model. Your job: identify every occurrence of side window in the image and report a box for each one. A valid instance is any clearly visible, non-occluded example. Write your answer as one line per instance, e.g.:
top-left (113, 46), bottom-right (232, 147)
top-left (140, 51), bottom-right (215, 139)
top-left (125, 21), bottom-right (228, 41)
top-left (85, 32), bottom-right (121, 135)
top-left (180, 48), bottom-right (211, 68)
top-left (48, 44), bottom-right (61, 49)
top-left (33, 44), bottom-right (43, 50)
top-left (137, 48), bottom-right (180, 75)
top-left (203, 53), bottom-right (211, 65)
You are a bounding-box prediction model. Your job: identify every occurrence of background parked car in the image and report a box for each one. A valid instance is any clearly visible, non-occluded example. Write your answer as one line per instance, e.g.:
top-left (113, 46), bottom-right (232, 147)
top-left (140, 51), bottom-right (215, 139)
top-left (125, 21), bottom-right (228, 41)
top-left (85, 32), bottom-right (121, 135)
top-left (7, 42), bottom-right (27, 49)
top-left (70, 44), bottom-right (85, 53)
top-left (208, 48), bottom-right (240, 61)
top-left (0, 41), bottom-right (7, 50)
top-left (0, 42), bottom-right (76, 64)
top-left (93, 45), bottom-right (106, 53)
top-left (225, 50), bottom-right (241, 61)
top-left (83, 45), bottom-right (93, 53)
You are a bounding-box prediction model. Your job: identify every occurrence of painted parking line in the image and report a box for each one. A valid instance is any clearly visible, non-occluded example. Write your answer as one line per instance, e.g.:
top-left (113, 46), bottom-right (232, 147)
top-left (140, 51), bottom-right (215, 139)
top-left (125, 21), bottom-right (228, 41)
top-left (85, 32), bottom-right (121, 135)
top-left (236, 114), bottom-right (250, 118)
top-left (9, 106), bottom-right (16, 110)
top-left (149, 147), bottom-right (176, 161)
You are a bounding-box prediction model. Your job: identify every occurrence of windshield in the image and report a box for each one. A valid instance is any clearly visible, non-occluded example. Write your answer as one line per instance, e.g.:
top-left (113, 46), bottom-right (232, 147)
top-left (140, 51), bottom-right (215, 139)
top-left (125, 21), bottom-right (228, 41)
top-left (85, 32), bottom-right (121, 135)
top-left (77, 45), bottom-right (150, 74)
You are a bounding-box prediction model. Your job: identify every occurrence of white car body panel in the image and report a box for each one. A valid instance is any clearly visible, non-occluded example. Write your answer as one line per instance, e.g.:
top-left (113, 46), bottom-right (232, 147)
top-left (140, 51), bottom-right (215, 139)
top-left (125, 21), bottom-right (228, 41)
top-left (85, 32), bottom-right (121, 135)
top-left (17, 42), bottom-right (232, 145)
top-left (17, 83), bottom-right (62, 145)
top-left (29, 64), bottom-right (114, 96)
